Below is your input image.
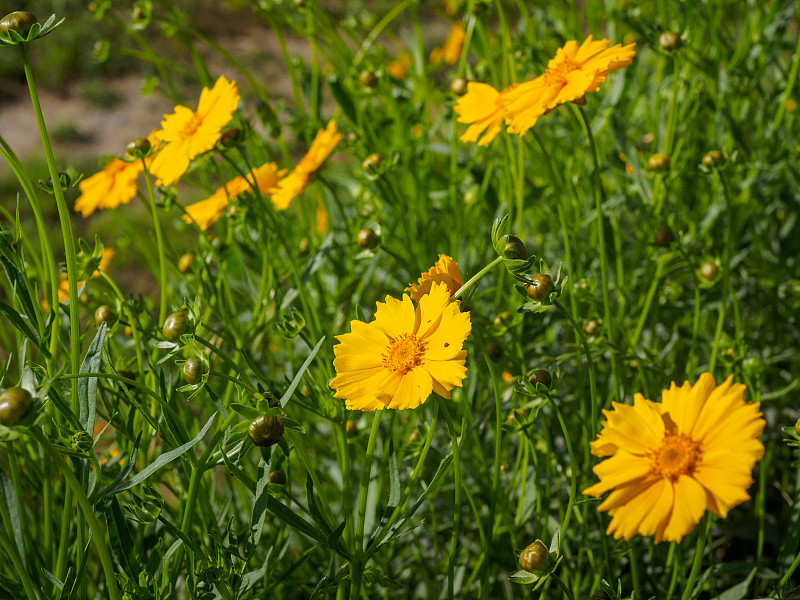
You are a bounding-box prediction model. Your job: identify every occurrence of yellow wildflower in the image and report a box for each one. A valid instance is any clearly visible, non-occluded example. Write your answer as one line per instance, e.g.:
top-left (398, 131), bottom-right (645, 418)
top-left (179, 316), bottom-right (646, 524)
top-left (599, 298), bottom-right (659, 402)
top-left (430, 21), bottom-right (465, 66)
top-left (149, 75), bottom-right (240, 186)
top-left (330, 282), bottom-right (471, 411)
top-left (582, 373), bottom-right (765, 543)
top-left (454, 82), bottom-right (518, 146)
top-left (406, 254), bottom-right (462, 302)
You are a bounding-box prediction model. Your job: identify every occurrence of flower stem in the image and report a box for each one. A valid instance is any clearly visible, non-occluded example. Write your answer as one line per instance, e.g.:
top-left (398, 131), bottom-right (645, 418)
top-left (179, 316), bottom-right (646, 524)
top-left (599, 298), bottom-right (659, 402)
top-left (28, 427), bottom-right (122, 600)
top-left (542, 390), bottom-right (577, 547)
top-left (352, 410), bottom-right (383, 599)
top-left (680, 516), bottom-right (711, 600)
top-left (142, 162), bottom-right (168, 325)
top-left (437, 397), bottom-right (462, 600)
top-left (453, 256), bottom-right (504, 299)
top-left (551, 573), bottom-right (576, 600)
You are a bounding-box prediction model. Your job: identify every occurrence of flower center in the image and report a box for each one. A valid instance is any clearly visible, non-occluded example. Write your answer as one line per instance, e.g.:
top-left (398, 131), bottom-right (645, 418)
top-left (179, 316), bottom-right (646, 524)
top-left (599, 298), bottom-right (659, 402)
top-left (543, 58), bottom-right (580, 86)
top-left (383, 334), bottom-right (426, 374)
top-left (181, 112), bottom-right (203, 138)
top-left (650, 434), bottom-right (701, 481)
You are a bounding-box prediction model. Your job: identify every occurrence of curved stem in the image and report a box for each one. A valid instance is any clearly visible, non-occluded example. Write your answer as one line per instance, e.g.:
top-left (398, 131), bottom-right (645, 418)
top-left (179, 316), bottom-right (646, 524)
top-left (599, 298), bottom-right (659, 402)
top-left (453, 256), bottom-right (504, 300)
top-left (28, 428), bottom-right (122, 600)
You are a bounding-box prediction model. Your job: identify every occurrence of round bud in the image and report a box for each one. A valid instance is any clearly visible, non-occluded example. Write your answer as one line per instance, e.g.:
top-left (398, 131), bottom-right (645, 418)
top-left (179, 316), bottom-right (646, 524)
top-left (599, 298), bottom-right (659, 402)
top-left (795, 417), bottom-right (800, 437)
top-left (361, 153), bottom-right (383, 172)
top-left (503, 235), bottom-right (527, 260)
top-left (182, 356), bottom-right (204, 384)
top-left (519, 540), bottom-right (551, 574)
top-left (407, 429), bottom-right (420, 444)
top-left (648, 153), bottom-right (671, 171)
top-left (220, 128), bottom-right (243, 147)
top-left (162, 310), bottom-right (189, 342)
top-left (654, 227), bottom-right (674, 247)
top-left (124, 325), bottom-right (134, 338)
top-left (0, 387), bottom-right (33, 426)
top-left (248, 415), bottom-right (284, 447)
top-left (126, 137), bottom-right (151, 158)
top-left (527, 369), bottom-right (551, 388)
top-left (269, 470), bottom-right (287, 485)
top-left (702, 150), bottom-right (725, 168)
top-left (525, 274), bottom-right (554, 300)
top-left (359, 70), bottom-right (377, 87)
top-left (659, 31), bottom-right (681, 52)
top-left (450, 76), bottom-right (468, 96)
top-left (500, 464), bottom-right (508, 472)
top-left (0, 11), bottom-right (38, 38)
top-left (699, 261), bottom-right (719, 281)
top-left (345, 419), bottom-right (357, 437)
top-left (178, 253), bottom-right (195, 274)
top-left (298, 237), bottom-right (310, 256)
top-left (94, 305), bottom-right (115, 327)
top-left (356, 227), bottom-right (378, 249)
top-left (583, 318), bottom-right (599, 336)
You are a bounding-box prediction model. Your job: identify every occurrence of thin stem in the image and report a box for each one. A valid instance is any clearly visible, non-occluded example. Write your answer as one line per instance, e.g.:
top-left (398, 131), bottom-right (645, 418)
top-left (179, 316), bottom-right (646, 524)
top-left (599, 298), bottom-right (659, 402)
top-left (142, 162), bottom-right (168, 325)
top-left (352, 410), bottom-right (383, 599)
top-left (29, 428), bottom-right (122, 600)
top-left (680, 516), bottom-right (711, 600)
top-left (551, 573), bottom-right (576, 600)
top-left (542, 391), bottom-right (577, 547)
top-left (437, 397), bottom-right (461, 600)
top-left (772, 2), bottom-right (800, 131)
top-left (453, 256), bottom-right (504, 299)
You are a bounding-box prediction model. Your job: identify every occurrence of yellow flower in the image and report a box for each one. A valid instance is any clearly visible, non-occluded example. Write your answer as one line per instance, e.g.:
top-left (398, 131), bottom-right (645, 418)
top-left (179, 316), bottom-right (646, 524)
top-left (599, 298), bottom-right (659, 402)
top-left (504, 36), bottom-right (636, 136)
top-left (183, 161), bottom-right (283, 231)
top-left (406, 254), bottom-right (462, 302)
top-left (582, 373), bottom-right (766, 544)
top-left (454, 82), bottom-right (518, 146)
top-left (330, 282), bottom-right (471, 411)
top-left (429, 21), bottom-right (465, 66)
top-left (74, 157), bottom-right (143, 217)
top-left (387, 51), bottom-right (413, 80)
top-left (270, 120), bottom-right (343, 210)
top-left (149, 75), bottom-right (240, 186)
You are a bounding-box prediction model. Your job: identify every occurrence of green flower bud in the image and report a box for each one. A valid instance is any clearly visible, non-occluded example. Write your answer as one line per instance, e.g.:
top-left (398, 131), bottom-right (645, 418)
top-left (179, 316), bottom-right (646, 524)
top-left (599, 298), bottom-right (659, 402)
top-left (659, 31), bottom-right (681, 52)
top-left (795, 417), bottom-right (800, 436)
top-left (345, 419), bottom-right (357, 437)
top-left (162, 310), bottom-right (189, 342)
top-left (525, 273), bottom-right (554, 300)
top-left (503, 235), bottom-right (527, 260)
top-left (654, 227), bottom-right (674, 247)
top-left (94, 304), bottom-right (116, 327)
top-left (362, 153), bottom-right (383, 172)
top-left (356, 227), bottom-right (378, 249)
top-left (699, 261), bottom-right (719, 281)
top-left (0, 11), bottom-right (38, 39)
top-left (298, 237), bottom-right (310, 256)
top-left (648, 153), bottom-right (670, 171)
top-left (0, 387), bottom-right (33, 426)
top-left (450, 76), bottom-right (468, 96)
top-left (249, 415), bottom-right (284, 447)
top-left (519, 540), bottom-right (551, 574)
top-left (527, 369), bottom-right (551, 388)
top-left (72, 431), bottom-right (93, 453)
top-left (219, 128), bottom-right (243, 147)
top-left (126, 137), bottom-right (151, 159)
top-left (178, 253), bottom-right (195, 274)
top-left (182, 356), bottom-right (204, 384)
top-left (583, 318), bottom-right (599, 336)
top-left (702, 150), bottom-right (725, 168)
top-left (359, 70), bottom-right (377, 87)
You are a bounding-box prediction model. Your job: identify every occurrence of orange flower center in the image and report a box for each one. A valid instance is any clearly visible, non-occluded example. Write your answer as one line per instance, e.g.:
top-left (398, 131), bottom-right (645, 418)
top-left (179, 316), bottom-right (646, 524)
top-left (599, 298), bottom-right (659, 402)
top-left (181, 112), bottom-right (203, 138)
top-left (383, 334), bottom-right (426, 374)
top-left (544, 58), bottom-right (581, 86)
top-left (650, 434), bottom-right (701, 480)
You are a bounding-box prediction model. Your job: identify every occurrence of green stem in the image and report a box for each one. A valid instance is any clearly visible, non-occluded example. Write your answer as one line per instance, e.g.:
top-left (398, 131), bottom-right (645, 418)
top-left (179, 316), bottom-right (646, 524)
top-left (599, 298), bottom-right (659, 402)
top-left (437, 397), bottom-right (461, 600)
top-left (542, 391), bottom-right (577, 546)
top-left (665, 542), bottom-right (680, 600)
top-left (352, 410), bottom-right (383, 599)
top-left (353, 0), bottom-right (414, 67)
top-left (680, 516), bottom-right (711, 600)
top-left (551, 573), bottom-right (576, 600)
top-left (142, 163), bottom-right (168, 325)
top-left (29, 428), bottom-right (122, 600)
top-left (453, 256), bottom-right (504, 300)
top-left (0, 528), bottom-right (39, 600)
top-left (631, 253), bottom-right (667, 346)
top-left (99, 272), bottom-right (145, 376)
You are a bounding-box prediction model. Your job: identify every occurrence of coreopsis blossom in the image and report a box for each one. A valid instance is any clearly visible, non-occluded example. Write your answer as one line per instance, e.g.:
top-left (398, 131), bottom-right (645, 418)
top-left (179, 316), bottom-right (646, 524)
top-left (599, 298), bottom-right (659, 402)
top-left (149, 75), bottom-right (240, 186)
top-left (430, 21), bottom-right (465, 66)
top-left (270, 120), bottom-right (343, 210)
top-left (406, 254), bottom-right (462, 301)
top-left (582, 373), bottom-right (766, 543)
top-left (183, 161), bottom-right (283, 231)
top-left (504, 36), bottom-right (636, 136)
top-left (74, 157), bottom-right (143, 217)
top-left (330, 282), bottom-right (471, 411)
top-left (454, 82), bottom-right (518, 146)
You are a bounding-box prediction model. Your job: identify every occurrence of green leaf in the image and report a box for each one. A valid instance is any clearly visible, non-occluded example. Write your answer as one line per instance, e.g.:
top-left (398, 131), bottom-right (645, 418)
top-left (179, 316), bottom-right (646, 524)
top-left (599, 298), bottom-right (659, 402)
top-left (251, 450), bottom-right (272, 546)
top-left (78, 322), bottom-right (106, 434)
top-left (280, 335), bottom-right (325, 408)
top-left (713, 567), bottom-right (757, 600)
top-left (0, 470), bottom-right (25, 568)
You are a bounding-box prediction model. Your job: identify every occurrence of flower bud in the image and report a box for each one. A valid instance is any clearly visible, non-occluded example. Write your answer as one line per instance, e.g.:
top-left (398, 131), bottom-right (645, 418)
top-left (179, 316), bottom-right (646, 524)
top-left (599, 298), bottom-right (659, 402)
top-left (162, 310), bottom-right (189, 342)
top-left (356, 227), bottom-right (378, 249)
top-left (362, 153), bottom-right (383, 172)
top-left (249, 415), bottom-right (284, 447)
top-left (182, 356), bottom-right (204, 384)
top-left (124, 325), bottom-right (134, 338)
top-left (519, 540), bottom-right (551, 574)
top-left (648, 153), bottom-right (670, 171)
top-left (126, 137), bottom-right (151, 159)
top-left (583, 318), bottom-right (599, 336)
top-left (525, 274), bottom-right (554, 300)
top-left (527, 369), bottom-right (551, 388)
top-left (654, 227), bottom-right (674, 247)
top-left (0, 11), bottom-right (38, 38)
top-left (699, 261), bottom-right (719, 281)
top-left (0, 387), bottom-right (33, 426)
top-left (659, 31), bottom-right (681, 52)
top-left (219, 128), bottom-right (243, 147)
top-left (346, 419), bottom-right (357, 437)
top-left (359, 70), bottom-right (377, 87)
top-left (94, 304), bottom-right (116, 327)
top-left (702, 150), bottom-right (725, 168)
top-left (795, 417), bottom-right (800, 436)
top-left (269, 470), bottom-right (286, 485)
top-left (506, 407), bottom-right (527, 425)
top-left (450, 76), bottom-right (468, 96)
top-left (298, 237), bottom-right (310, 256)
top-left (178, 253), bottom-right (195, 274)
top-left (503, 235), bottom-right (527, 260)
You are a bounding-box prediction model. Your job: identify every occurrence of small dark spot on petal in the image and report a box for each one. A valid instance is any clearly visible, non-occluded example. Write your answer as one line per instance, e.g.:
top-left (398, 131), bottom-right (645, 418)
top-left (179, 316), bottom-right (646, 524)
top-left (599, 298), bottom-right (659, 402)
top-left (444, 342), bottom-right (450, 347)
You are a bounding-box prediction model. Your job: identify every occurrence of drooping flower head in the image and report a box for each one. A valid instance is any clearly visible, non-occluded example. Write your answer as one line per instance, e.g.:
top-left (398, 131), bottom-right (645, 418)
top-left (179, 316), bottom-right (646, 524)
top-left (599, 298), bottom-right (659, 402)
top-left (149, 75), bottom-right (240, 186)
top-left (183, 161), bottom-right (283, 231)
top-left (582, 373), bottom-right (766, 543)
top-left (330, 282), bottom-right (471, 411)
top-left (406, 254), bottom-right (462, 302)
top-left (505, 36), bottom-right (636, 136)
top-left (74, 158), bottom-right (143, 217)
top-left (270, 119), bottom-right (343, 210)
